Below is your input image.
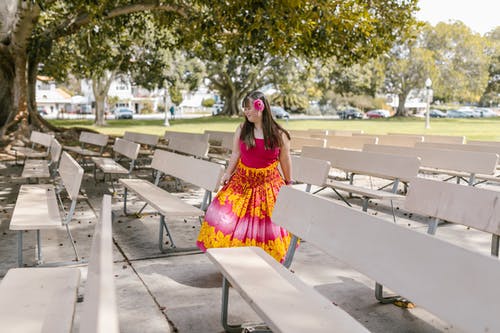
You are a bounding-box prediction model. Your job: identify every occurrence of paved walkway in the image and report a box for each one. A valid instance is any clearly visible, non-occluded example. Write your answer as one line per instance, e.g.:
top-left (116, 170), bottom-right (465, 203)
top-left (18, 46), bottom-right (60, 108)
top-left (1, 158), bottom-right (498, 332)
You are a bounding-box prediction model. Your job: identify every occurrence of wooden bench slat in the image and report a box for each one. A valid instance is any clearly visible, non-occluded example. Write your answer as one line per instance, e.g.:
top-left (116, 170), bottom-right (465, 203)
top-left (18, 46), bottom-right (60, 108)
top-left (92, 157), bottom-right (129, 174)
top-left (21, 159), bottom-right (50, 178)
top-left (63, 146), bottom-right (101, 156)
top-left (10, 184), bottom-right (61, 230)
top-left (120, 179), bottom-right (204, 217)
top-left (0, 267), bottom-right (80, 333)
top-left (207, 247), bottom-right (369, 333)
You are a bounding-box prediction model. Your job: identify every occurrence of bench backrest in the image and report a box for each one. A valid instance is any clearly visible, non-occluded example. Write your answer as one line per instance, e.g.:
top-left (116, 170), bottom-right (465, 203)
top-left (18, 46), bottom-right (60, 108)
top-left (415, 142), bottom-right (500, 157)
top-left (80, 195), bottom-right (119, 333)
top-left (113, 138), bottom-right (140, 160)
top-left (205, 130), bottom-right (234, 151)
top-left (377, 134), bottom-right (424, 147)
top-left (289, 129), bottom-right (313, 138)
top-left (325, 135), bottom-right (378, 150)
top-left (123, 131), bottom-right (159, 147)
top-left (291, 156), bottom-right (331, 187)
top-left (50, 138), bottom-right (62, 165)
top-left (272, 186), bottom-right (500, 333)
top-left (290, 136), bottom-right (326, 152)
top-left (31, 130), bottom-right (53, 147)
top-left (301, 146), bottom-right (420, 182)
top-left (151, 149), bottom-right (224, 192)
top-left (404, 177), bottom-right (500, 236)
top-left (467, 140), bottom-right (500, 148)
top-left (79, 131), bottom-right (109, 147)
top-left (363, 144), bottom-right (499, 175)
top-left (388, 133), bottom-right (466, 144)
top-left (164, 131), bottom-right (210, 158)
top-left (59, 152), bottom-right (84, 201)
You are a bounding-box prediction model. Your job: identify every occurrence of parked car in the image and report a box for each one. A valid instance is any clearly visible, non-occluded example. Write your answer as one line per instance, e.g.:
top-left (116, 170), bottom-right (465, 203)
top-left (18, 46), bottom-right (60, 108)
top-left (212, 103), bottom-right (224, 115)
top-left (473, 108), bottom-right (497, 118)
top-left (270, 106), bottom-right (290, 119)
top-left (337, 108), bottom-right (363, 120)
top-left (429, 109), bottom-right (446, 118)
top-left (37, 106), bottom-right (48, 115)
top-left (366, 109), bottom-right (390, 119)
top-left (446, 110), bottom-right (473, 118)
top-left (113, 108), bottom-right (134, 119)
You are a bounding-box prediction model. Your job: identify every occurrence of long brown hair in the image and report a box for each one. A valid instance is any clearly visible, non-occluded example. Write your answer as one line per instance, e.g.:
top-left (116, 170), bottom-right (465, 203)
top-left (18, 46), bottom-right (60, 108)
top-left (240, 91), bottom-right (290, 149)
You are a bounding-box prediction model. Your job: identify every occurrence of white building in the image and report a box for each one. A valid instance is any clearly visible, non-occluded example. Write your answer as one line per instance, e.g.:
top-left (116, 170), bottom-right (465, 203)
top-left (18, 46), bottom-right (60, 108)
top-left (35, 76), bottom-right (74, 114)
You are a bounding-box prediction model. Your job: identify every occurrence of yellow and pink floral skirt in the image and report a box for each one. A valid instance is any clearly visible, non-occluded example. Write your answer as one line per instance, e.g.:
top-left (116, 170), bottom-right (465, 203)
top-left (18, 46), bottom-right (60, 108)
top-left (196, 160), bottom-right (292, 262)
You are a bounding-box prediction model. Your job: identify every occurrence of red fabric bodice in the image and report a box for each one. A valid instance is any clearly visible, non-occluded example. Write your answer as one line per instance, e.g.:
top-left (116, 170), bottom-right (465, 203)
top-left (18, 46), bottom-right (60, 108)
top-left (239, 138), bottom-right (280, 168)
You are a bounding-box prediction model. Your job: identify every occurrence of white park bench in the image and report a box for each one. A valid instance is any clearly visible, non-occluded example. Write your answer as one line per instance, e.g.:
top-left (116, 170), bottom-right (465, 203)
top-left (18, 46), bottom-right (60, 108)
top-left (11, 130), bottom-right (53, 165)
top-left (325, 135), bottom-right (378, 150)
top-left (119, 149), bottom-right (224, 253)
top-left (205, 130), bottom-right (234, 164)
top-left (64, 131), bottom-right (109, 165)
top-left (21, 138), bottom-right (62, 181)
top-left (10, 152), bottom-right (84, 267)
top-left (301, 146), bottom-right (420, 221)
top-left (271, 187), bottom-right (500, 333)
top-left (289, 136), bottom-right (326, 154)
top-left (468, 139), bottom-right (500, 147)
top-left (363, 144), bottom-right (499, 185)
top-left (123, 131), bottom-right (159, 166)
top-left (388, 133), bottom-right (466, 144)
top-left (159, 130), bottom-right (210, 158)
top-left (0, 194), bottom-right (118, 333)
top-left (92, 138), bottom-right (140, 193)
top-left (404, 177), bottom-right (500, 253)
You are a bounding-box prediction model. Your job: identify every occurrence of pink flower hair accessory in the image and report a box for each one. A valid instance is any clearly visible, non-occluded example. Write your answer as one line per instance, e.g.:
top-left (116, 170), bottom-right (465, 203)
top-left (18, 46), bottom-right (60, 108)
top-left (253, 99), bottom-right (265, 112)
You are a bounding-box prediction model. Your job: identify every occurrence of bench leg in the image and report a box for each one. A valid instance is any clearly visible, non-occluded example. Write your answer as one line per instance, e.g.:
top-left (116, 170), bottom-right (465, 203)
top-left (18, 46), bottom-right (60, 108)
top-left (282, 235), bottom-right (299, 269)
top-left (65, 224), bottom-right (80, 261)
top-left (374, 283), bottom-right (400, 304)
top-left (123, 188), bottom-right (129, 215)
top-left (332, 188), bottom-right (352, 207)
top-left (312, 186), bottom-right (326, 195)
top-left (17, 231), bottom-right (23, 267)
top-left (390, 200), bottom-right (397, 223)
top-left (36, 230), bottom-right (43, 264)
top-left (427, 217), bottom-right (440, 235)
top-left (492, 234), bottom-right (499, 257)
top-left (362, 197), bottom-right (369, 212)
top-left (159, 215), bottom-right (176, 252)
top-left (221, 277), bottom-right (244, 333)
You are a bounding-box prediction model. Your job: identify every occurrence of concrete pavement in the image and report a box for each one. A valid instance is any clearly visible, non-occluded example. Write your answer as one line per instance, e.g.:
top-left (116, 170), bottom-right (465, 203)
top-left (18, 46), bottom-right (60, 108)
top-left (1, 158), bottom-right (498, 333)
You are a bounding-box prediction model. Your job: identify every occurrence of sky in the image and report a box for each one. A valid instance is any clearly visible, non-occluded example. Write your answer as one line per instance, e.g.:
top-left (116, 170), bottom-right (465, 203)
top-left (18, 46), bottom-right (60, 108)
top-left (416, 0), bottom-right (499, 35)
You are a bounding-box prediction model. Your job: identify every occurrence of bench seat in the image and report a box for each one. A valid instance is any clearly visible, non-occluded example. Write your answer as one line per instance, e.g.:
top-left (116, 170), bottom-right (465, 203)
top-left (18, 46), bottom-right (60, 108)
top-left (207, 247), bottom-right (369, 333)
top-left (12, 146), bottom-right (48, 159)
top-left (10, 184), bottom-right (61, 230)
top-left (326, 179), bottom-right (405, 201)
top-left (119, 178), bottom-right (203, 217)
top-left (64, 146), bottom-right (101, 157)
top-left (21, 159), bottom-right (50, 179)
top-left (92, 157), bottom-right (129, 174)
top-left (0, 267), bottom-right (81, 333)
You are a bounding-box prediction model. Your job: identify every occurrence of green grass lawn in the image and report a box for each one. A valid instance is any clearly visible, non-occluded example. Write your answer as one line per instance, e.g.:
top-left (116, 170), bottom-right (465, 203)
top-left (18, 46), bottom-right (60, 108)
top-left (49, 116), bottom-right (500, 141)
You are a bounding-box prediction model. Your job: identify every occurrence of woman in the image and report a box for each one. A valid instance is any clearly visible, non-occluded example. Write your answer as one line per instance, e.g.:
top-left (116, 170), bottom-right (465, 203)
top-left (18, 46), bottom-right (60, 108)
top-left (196, 91), bottom-right (293, 262)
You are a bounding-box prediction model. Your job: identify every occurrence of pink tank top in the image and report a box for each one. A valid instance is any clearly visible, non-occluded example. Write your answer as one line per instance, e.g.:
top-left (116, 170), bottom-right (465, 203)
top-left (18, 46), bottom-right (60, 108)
top-left (239, 139), bottom-right (280, 168)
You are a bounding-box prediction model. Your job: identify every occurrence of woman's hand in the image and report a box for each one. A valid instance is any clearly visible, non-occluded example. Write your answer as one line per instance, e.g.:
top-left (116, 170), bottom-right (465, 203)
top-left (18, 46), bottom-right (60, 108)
top-left (220, 173), bottom-right (231, 186)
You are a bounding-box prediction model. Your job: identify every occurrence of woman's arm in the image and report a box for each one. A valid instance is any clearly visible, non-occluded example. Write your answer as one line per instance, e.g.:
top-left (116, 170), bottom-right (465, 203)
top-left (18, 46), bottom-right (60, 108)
top-left (220, 125), bottom-right (242, 185)
top-left (279, 131), bottom-right (292, 184)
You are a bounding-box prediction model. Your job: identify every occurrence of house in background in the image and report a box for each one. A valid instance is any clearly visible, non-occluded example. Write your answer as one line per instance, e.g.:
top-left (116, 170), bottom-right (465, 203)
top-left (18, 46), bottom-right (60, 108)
top-left (35, 76), bottom-right (74, 114)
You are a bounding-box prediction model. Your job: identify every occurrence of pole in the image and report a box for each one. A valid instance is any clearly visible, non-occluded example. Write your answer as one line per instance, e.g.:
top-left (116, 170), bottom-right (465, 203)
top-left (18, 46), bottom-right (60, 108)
top-left (163, 84), bottom-right (170, 127)
top-left (425, 87), bottom-right (430, 129)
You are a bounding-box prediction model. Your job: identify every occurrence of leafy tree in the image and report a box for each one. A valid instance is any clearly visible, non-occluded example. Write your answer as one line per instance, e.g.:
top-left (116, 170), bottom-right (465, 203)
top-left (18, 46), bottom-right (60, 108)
top-left (0, 0), bottom-right (418, 138)
top-left (480, 27), bottom-right (500, 107)
top-left (422, 21), bottom-right (490, 103)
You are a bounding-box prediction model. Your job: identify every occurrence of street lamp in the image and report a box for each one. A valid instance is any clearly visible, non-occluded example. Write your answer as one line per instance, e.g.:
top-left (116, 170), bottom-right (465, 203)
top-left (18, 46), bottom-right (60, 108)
top-left (425, 78), bottom-right (432, 129)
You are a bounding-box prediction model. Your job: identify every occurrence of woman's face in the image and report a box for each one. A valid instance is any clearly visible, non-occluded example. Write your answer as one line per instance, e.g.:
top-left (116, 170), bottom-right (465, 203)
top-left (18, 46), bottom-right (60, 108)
top-left (243, 99), bottom-right (263, 123)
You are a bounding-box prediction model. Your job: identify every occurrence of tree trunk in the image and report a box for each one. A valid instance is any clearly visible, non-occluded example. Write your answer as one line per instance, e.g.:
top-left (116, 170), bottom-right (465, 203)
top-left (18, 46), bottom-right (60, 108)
top-left (92, 71), bottom-right (116, 126)
top-left (395, 92), bottom-right (409, 116)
